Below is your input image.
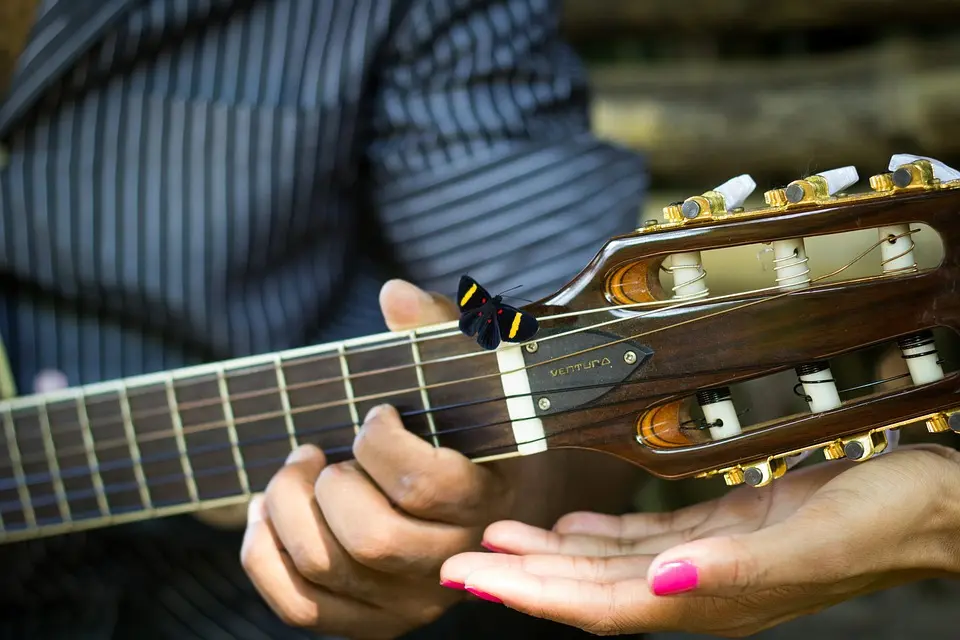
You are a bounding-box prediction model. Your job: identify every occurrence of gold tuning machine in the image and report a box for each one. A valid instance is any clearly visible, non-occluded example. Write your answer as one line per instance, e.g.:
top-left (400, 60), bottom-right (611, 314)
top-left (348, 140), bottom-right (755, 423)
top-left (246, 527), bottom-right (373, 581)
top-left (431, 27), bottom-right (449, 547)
top-left (764, 166), bottom-right (859, 207)
top-left (926, 410), bottom-right (960, 434)
top-left (868, 154), bottom-right (960, 192)
top-left (721, 458), bottom-right (787, 488)
top-left (663, 174), bottom-right (757, 224)
top-left (822, 430), bottom-right (889, 462)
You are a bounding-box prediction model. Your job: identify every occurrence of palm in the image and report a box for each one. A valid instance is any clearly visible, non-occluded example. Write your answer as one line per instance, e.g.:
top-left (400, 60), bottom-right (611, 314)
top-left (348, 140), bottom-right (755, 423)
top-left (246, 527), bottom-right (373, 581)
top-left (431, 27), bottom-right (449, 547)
top-left (441, 445), bottom-right (960, 636)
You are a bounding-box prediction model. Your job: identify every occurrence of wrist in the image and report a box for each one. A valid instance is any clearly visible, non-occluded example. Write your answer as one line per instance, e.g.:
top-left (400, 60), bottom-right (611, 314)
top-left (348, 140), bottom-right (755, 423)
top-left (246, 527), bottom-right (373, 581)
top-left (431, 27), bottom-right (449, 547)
top-left (921, 446), bottom-right (960, 574)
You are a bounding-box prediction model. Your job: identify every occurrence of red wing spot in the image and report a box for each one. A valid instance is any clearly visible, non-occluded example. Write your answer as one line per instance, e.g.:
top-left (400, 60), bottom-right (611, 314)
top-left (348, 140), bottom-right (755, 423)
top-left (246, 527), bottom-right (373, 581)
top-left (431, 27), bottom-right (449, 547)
top-left (487, 319), bottom-right (492, 323)
top-left (497, 309), bottom-right (503, 315)
top-left (481, 298), bottom-right (486, 303)
top-left (477, 312), bottom-right (482, 316)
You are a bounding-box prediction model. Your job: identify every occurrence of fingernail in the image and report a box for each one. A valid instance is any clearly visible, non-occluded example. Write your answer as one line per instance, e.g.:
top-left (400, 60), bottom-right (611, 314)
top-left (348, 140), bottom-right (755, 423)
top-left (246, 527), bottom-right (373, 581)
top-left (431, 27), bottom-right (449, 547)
top-left (481, 541), bottom-right (506, 553)
top-left (362, 405), bottom-right (383, 424)
top-left (652, 560), bottom-right (699, 596)
top-left (285, 444), bottom-right (323, 465)
top-left (440, 579), bottom-right (465, 590)
top-left (465, 587), bottom-right (502, 604)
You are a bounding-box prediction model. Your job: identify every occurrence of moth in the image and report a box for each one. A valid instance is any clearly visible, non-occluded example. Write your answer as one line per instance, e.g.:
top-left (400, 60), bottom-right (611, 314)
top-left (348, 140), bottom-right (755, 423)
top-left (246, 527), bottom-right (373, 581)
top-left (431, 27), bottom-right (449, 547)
top-left (456, 275), bottom-right (539, 350)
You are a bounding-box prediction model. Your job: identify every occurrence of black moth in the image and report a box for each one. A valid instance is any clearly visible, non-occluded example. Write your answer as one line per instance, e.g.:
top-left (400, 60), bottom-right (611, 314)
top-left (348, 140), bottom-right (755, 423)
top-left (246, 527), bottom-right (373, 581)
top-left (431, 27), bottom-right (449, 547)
top-left (456, 275), bottom-right (539, 350)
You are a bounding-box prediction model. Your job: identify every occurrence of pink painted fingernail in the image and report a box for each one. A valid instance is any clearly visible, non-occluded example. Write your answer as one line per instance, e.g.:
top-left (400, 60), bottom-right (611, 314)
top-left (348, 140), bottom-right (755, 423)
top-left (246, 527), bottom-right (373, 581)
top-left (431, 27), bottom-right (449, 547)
top-left (466, 587), bottom-right (502, 604)
top-left (440, 579), bottom-right (464, 590)
top-left (652, 560), bottom-right (699, 596)
top-left (481, 541), bottom-right (506, 553)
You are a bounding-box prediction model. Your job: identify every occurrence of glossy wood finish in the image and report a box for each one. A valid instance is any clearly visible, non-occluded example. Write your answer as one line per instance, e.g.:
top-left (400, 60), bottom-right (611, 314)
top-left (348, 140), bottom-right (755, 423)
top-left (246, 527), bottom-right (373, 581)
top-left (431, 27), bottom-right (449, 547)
top-left (526, 185), bottom-right (960, 478)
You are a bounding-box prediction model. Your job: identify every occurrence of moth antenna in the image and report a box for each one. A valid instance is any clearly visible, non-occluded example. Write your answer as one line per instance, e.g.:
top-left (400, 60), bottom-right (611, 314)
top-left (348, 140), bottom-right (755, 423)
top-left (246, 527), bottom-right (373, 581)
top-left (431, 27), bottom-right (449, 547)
top-left (502, 295), bottom-right (533, 303)
top-left (497, 284), bottom-right (524, 295)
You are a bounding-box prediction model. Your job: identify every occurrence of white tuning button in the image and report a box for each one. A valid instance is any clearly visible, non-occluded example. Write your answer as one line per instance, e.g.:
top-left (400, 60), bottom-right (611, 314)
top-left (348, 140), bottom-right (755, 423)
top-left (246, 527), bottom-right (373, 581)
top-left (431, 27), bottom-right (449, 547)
top-left (816, 166), bottom-right (859, 195)
top-left (889, 154), bottom-right (960, 183)
top-left (713, 174), bottom-right (757, 210)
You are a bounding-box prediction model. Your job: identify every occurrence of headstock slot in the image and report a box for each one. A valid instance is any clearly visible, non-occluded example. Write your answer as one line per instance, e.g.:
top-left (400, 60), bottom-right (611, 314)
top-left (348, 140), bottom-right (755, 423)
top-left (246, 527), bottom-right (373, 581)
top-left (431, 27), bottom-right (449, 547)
top-left (635, 325), bottom-right (960, 459)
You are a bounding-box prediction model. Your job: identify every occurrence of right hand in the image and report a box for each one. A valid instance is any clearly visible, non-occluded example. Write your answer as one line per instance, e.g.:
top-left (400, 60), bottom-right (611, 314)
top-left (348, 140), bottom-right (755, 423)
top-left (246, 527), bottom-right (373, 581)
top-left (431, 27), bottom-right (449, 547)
top-left (240, 280), bottom-right (517, 638)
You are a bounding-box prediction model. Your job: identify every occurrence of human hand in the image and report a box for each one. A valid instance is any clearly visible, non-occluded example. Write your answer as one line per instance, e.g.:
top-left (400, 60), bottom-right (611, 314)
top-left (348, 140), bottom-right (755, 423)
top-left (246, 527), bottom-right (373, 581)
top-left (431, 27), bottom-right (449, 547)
top-left (440, 444), bottom-right (960, 637)
top-left (241, 279), bottom-right (517, 638)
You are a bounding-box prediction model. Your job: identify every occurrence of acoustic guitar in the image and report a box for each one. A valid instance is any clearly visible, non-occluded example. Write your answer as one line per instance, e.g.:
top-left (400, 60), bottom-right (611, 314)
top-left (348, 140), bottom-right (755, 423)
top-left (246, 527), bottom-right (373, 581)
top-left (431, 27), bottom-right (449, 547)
top-left (1, 153), bottom-right (958, 544)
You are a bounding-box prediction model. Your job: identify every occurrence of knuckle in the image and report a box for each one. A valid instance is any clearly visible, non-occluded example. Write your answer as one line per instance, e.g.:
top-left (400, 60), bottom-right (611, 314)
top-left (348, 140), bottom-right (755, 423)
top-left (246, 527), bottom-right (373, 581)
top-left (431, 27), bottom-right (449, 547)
top-left (345, 525), bottom-right (401, 568)
top-left (394, 473), bottom-right (442, 513)
top-left (289, 546), bottom-right (332, 583)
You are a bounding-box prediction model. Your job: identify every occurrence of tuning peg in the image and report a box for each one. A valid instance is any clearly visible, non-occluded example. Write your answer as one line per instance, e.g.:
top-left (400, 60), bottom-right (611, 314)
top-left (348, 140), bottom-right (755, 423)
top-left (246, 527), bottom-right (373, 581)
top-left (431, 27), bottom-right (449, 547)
top-left (871, 154), bottom-right (960, 192)
top-left (768, 166), bottom-right (860, 205)
top-left (712, 174), bottom-right (757, 210)
top-left (665, 174), bottom-right (757, 223)
top-left (888, 154), bottom-right (960, 183)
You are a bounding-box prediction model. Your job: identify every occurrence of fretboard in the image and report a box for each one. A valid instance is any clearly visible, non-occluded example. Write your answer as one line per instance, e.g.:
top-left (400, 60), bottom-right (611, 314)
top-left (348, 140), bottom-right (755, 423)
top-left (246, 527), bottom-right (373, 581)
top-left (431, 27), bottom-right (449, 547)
top-left (0, 322), bottom-right (539, 543)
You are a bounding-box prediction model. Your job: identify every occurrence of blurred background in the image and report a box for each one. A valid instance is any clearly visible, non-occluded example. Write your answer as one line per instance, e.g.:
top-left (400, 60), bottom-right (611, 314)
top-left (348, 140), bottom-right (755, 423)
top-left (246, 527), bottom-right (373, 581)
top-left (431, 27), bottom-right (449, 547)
top-left (557, 2), bottom-right (960, 637)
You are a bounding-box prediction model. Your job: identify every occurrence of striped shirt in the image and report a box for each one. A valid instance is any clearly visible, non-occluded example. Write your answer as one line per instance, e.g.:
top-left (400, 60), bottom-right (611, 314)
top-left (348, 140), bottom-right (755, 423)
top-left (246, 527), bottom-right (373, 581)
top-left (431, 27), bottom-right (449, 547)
top-left (0, 0), bottom-right (647, 637)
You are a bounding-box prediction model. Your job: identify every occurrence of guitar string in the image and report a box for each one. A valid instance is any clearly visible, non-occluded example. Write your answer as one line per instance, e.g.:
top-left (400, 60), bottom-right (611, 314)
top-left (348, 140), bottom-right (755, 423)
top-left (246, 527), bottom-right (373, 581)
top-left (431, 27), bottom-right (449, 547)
top-left (0, 233), bottom-right (933, 524)
top-left (3, 228), bottom-right (920, 424)
top-left (0, 234), bottom-right (928, 503)
top-left (0, 388), bottom-right (666, 519)
top-left (3, 258), bottom-right (907, 476)
top-left (2, 229), bottom-right (918, 455)
top-left (0, 230), bottom-right (923, 487)
top-left (0, 353), bottom-right (930, 522)
top-left (3, 371), bottom-right (695, 492)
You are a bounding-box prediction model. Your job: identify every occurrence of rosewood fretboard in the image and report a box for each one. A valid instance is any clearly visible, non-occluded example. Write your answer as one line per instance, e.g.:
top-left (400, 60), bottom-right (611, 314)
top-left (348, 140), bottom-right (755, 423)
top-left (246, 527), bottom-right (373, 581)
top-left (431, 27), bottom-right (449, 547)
top-left (0, 323), bottom-right (525, 543)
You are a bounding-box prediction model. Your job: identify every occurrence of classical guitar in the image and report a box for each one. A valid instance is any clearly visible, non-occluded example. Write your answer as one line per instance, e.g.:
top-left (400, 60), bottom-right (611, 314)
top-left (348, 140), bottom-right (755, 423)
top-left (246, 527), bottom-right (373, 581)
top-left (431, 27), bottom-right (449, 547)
top-left (2, 153), bottom-right (959, 544)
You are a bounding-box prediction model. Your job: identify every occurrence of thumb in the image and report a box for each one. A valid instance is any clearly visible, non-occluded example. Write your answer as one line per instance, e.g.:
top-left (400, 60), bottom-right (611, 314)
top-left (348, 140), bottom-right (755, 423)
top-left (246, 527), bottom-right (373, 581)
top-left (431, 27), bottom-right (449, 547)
top-left (379, 279), bottom-right (459, 331)
top-left (646, 521), bottom-right (846, 598)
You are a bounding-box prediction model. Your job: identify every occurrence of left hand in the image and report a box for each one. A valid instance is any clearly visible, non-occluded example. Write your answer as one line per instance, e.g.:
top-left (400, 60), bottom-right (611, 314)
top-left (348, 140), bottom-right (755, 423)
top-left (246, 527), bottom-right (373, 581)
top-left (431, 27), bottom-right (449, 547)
top-left (439, 444), bottom-right (960, 637)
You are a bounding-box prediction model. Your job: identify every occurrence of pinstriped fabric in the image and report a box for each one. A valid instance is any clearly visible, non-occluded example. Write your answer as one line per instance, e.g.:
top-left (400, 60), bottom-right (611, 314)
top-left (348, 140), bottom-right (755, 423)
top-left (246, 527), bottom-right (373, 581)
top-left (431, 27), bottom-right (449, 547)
top-left (0, 0), bottom-right (647, 638)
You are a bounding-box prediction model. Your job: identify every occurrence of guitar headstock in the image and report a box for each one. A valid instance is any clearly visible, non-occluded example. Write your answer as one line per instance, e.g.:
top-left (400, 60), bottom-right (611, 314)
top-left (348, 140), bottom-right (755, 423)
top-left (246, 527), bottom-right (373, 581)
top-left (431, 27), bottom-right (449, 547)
top-left (521, 154), bottom-right (960, 487)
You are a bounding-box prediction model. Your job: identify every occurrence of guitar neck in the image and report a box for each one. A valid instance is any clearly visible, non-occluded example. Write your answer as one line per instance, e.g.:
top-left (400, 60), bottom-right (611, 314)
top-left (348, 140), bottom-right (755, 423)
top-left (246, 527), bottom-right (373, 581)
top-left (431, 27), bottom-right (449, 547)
top-left (0, 322), bottom-right (538, 543)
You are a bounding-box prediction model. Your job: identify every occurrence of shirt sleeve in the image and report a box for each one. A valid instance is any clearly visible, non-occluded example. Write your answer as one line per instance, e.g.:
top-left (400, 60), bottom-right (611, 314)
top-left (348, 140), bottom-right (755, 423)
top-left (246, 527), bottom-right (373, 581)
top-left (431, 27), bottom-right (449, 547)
top-left (365, 0), bottom-right (649, 301)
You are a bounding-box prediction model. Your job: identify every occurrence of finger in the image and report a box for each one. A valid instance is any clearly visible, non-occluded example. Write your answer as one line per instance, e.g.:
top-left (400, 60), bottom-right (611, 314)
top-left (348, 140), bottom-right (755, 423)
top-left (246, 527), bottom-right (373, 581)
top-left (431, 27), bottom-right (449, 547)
top-left (316, 460), bottom-right (477, 575)
top-left (481, 520), bottom-right (641, 557)
top-left (454, 568), bottom-right (671, 636)
top-left (379, 279), bottom-right (458, 331)
top-left (442, 551), bottom-right (654, 585)
top-left (240, 495), bottom-right (407, 637)
top-left (264, 446), bottom-right (347, 588)
top-left (354, 404), bottom-right (511, 525)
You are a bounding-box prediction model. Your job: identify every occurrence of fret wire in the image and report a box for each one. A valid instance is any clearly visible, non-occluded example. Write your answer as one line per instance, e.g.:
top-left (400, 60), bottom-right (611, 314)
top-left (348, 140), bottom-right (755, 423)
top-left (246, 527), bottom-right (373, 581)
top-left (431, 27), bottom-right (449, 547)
top-left (2, 407), bottom-right (36, 527)
top-left (409, 332), bottom-right (439, 447)
top-left (216, 366), bottom-right (251, 495)
top-left (118, 383), bottom-right (154, 510)
top-left (37, 401), bottom-right (72, 522)
top-left (337, 344), bottom-right (361, 434)
top-left (165, 377), bottom-right (199, 504)
top-left (273, 354), bottom-right (299, 452)
top-left (76, 392), bottom-right (110, 517)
